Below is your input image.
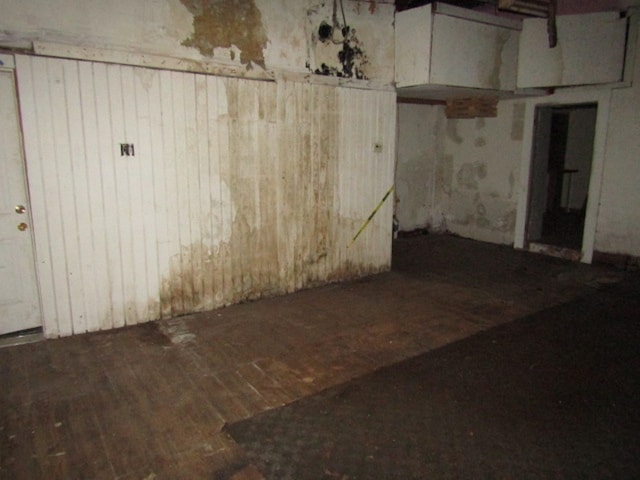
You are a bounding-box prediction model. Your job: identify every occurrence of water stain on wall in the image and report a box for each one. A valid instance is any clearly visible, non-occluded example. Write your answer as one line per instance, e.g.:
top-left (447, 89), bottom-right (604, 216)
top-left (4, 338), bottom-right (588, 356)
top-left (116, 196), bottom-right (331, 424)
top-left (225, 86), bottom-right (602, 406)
top-left (180, 0), bottom-right (268, 68)
top-left (396, 153), bottom-right (435, 227)
top-left (446, 120), bottom-right (463, 144)
top-left (473, 199), bottom-right (493, 229)
top-left (160, 243), bottom-right (219, 317)
top-left (508, 171), bottom-right (515, 199)
top-left (436, 154), bottom-right (454, 195)
top-left (456, 162), bottom-right (487, 190)
top-left (157, 79), bottom-right (387, 321)
top-left (476, 199), bottom-right (491, 228)
top-left (352, 0), bottom-right (381, 15)
top-left (481, 29), bottom-right (510, 89)
top-left (449, 191), bottom-right (515, 235)
top-left (496, 209), bottom-right (516, 232)
top-left (511, 102), bottom-right (525, 141)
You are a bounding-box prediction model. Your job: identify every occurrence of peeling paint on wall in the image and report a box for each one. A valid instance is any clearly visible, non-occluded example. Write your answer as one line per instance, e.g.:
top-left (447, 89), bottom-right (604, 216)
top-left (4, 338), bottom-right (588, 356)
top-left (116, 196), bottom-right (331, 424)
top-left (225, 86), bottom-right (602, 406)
top-left (310, 22), bottom-right (368, 78)
top-left (397, 98), bottom-right (526, 244)
top-left (180, 0), bottom-right (268, 68)
top-left (439, 101), bottom-right (524, 244)
top-left (0, 0), bottom-right (395, 84)
top-left (305, 1), bottom-right (382, 80)
top-left (353, 0), bottom-right (381, 15)
top-left (449, 191), bottom-right (516, 234)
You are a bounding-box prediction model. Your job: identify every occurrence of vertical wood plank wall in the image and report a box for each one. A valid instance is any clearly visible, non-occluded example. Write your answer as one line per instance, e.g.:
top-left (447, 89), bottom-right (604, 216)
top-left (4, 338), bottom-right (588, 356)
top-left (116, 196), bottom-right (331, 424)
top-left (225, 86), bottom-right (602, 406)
top-left (15, 55), bottom-right (396, 337)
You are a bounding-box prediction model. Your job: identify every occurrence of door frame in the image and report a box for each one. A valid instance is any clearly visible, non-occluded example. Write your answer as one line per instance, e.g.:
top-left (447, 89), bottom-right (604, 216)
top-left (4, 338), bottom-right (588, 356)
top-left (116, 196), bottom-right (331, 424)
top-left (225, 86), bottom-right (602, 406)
top-left (0, 53), bottom-right (43, 335)
top-left (514, 88), bottom-right (612, 263)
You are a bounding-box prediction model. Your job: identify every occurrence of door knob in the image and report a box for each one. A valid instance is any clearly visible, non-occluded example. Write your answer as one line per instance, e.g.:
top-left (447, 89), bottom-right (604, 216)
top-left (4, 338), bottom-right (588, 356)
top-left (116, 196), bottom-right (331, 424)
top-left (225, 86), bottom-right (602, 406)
top-left (15, 205), bottom-right (26, 214)
top-left (17, 222), bottom-right (28, 231)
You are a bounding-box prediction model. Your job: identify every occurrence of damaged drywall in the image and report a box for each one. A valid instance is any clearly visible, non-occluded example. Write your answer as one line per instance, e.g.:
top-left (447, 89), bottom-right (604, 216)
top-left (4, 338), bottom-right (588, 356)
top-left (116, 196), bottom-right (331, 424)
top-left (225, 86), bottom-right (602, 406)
top-left (440, 100), bottom-right (523, 244)
top-left (180, 0), bottom-right (268, 68)
top-left (396, 99), bottom-right (523, 244)
top-left (305, 1), bottom-right (394, 81)
top-left (0, 0), bottom-right (395, 84)
top-left (309, 18), bottom-right (368, 78)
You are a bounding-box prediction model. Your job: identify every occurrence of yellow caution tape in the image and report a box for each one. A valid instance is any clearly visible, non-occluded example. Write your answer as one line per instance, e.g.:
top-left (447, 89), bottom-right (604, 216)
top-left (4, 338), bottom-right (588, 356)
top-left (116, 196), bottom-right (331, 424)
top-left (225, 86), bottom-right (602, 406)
top-left (348, 185), bottom-right (394, 248)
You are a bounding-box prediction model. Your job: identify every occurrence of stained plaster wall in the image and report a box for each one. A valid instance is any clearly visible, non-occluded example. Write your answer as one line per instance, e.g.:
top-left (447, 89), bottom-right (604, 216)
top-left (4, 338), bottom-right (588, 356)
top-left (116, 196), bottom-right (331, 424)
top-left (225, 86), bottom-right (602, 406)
top-left (396, 101), bottom-right (524, 245)
top-left (395, 103), bottom-right (444, 232)
top-left (0, 0), bottom-right (395, 84)
top-left (439, 101), bottom-right (524, 244)
top-left (397, 14), bottom-right (640, 256)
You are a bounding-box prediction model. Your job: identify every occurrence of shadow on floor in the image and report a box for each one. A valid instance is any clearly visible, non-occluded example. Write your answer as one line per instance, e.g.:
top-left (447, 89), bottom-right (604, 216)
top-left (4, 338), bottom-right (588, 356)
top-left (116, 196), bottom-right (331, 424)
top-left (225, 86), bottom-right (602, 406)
top-left (226, 274), bottom-right (640, 479)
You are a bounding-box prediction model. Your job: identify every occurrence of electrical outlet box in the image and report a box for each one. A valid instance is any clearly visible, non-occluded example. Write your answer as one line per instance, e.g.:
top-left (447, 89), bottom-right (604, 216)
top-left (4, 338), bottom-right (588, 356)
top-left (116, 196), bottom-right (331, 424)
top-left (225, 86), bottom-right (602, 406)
top-left (120, 143), bottom-right (135, 156)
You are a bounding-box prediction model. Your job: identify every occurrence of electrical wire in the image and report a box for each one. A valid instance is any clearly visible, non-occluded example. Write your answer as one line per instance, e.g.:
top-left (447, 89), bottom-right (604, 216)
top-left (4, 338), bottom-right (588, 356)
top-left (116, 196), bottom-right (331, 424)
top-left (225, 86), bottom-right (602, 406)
top-left (339, 0), bottom-right (347, 29)
top-left (329, 0), bottom-right (349, 44)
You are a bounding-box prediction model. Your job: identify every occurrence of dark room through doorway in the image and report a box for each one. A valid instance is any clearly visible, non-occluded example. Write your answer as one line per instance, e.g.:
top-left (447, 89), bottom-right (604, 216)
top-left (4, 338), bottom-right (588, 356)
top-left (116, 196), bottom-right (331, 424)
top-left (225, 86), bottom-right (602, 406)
top-left (526, 103), bottom-right (597, 252)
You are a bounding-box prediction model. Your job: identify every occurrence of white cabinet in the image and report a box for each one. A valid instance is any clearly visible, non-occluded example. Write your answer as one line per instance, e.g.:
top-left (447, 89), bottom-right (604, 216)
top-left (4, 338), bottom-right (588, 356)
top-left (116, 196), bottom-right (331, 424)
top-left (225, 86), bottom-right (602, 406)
top-left (395, 3), bottom-right (521, 91)
top-left (395, 5), bottom-right (630, 98)
top-left (517, 12), bottom-right (628, 88)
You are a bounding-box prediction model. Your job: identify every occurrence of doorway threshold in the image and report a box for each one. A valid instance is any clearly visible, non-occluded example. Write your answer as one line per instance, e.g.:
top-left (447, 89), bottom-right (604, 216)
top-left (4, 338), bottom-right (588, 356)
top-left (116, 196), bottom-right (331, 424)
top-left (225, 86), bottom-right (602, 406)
top-left (528, 242), bottom-right (582, 262)
top-left (0, 327), bottom-right (44, 349)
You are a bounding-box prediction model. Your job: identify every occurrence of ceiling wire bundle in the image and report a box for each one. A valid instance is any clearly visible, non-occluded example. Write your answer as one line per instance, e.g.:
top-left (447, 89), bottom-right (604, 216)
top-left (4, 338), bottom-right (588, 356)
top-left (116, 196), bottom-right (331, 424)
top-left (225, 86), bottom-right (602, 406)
top-left (328, 0), bottom-right (349, 44)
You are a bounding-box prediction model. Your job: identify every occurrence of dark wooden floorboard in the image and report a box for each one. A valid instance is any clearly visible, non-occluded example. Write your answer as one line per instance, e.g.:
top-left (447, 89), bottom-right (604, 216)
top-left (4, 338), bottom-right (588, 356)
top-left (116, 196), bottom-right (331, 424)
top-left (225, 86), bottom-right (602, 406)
top-left (0, 235), bottom-right (625, 479)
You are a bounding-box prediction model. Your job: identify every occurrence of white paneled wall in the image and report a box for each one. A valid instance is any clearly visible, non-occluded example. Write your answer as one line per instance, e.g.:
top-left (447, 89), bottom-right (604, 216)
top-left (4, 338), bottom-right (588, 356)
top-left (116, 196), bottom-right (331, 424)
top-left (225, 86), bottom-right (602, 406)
top-left (15, 55), bottom-right (396, 337)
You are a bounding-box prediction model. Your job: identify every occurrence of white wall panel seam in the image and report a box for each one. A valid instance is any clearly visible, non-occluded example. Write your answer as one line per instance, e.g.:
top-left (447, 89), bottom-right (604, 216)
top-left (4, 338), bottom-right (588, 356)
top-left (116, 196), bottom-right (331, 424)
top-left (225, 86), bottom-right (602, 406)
top-left (80, 61), bottom-right (110, 332)
top-left (94, 61), bottom-right (120, 331)
top-left (63, 60), bottom-right (90, 334)
top-left (47, 58), bottom-right (76, 335)
top-left (105, 65), bottom-right (127, 328)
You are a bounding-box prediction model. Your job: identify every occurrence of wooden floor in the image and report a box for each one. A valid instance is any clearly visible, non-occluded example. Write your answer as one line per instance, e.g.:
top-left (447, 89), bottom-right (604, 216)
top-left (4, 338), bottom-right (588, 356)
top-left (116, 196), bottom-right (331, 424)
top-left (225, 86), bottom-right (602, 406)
top-left (0, 235), bottom-right (624, 479)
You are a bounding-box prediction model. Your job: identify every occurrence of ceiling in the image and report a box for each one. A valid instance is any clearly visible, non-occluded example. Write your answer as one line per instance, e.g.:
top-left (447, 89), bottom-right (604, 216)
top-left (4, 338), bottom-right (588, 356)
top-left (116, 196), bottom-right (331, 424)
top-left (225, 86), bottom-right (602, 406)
top-left (396, 0), bottom-right (487, 12)
top-left (395, 0), bottom-right (633, 14)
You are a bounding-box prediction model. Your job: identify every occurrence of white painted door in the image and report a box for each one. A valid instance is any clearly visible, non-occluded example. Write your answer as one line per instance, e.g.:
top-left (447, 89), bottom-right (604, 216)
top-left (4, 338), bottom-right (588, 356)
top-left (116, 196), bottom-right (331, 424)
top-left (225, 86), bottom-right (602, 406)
top-left (0, 62), bottom-right (41, 335)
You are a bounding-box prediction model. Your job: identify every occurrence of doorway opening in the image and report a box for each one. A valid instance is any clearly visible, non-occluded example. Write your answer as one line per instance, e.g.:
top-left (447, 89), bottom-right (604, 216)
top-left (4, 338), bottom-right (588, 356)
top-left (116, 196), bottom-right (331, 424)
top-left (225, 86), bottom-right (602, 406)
top-left (525, 103), bottom-right (597, 253)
